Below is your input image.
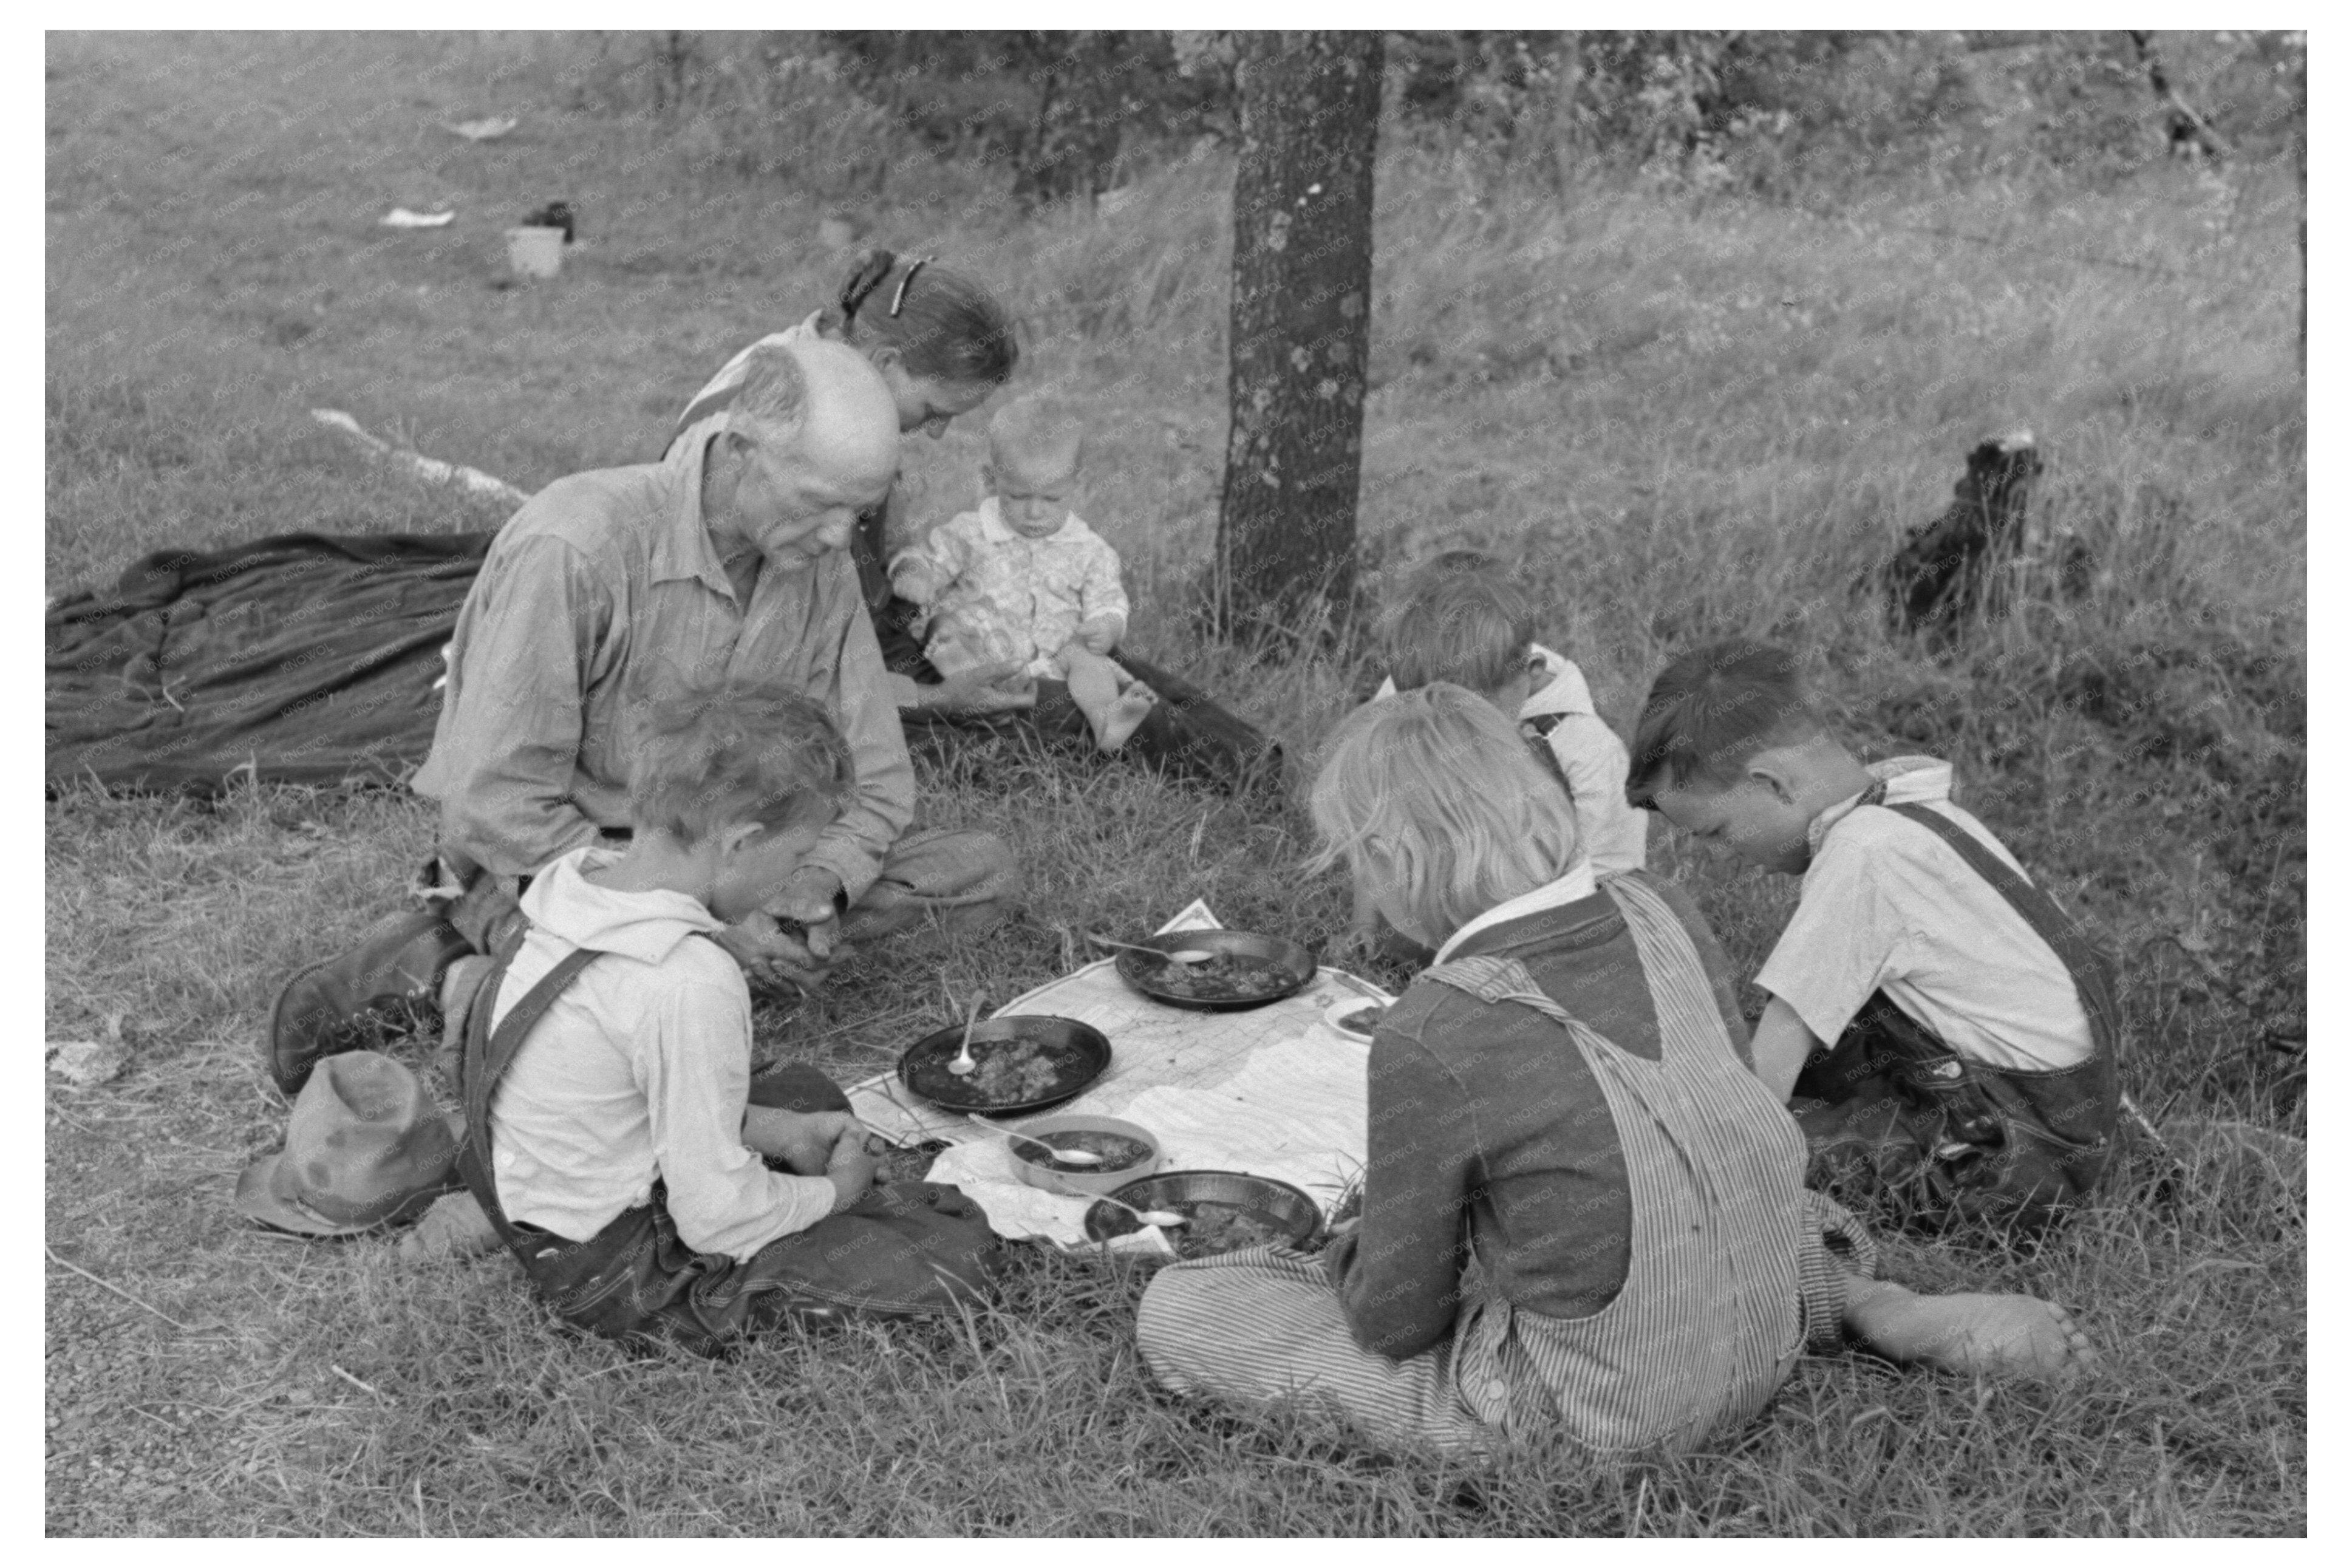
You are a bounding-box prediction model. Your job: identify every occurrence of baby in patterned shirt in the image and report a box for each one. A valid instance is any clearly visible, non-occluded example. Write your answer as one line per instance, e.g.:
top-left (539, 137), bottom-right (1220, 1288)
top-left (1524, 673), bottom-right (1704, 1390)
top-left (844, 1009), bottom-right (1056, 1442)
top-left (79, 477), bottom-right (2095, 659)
top-left (890, 395), bottom-right (1159, 751)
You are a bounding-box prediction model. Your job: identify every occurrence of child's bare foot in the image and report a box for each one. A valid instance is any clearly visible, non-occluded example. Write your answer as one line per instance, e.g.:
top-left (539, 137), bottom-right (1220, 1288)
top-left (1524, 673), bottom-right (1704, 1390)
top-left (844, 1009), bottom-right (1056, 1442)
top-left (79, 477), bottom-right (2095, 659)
top-left (1096, 682), bottom-right (1159, 752)
top-left (1844, 1278), bottom-right (2097, 1380)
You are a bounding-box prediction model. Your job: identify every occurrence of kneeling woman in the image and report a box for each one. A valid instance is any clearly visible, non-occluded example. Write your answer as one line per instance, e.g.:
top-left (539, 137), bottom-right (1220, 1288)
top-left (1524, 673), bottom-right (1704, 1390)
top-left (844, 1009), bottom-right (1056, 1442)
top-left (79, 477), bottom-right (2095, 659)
top-left (1136, 686), bottom-right (2093, 1455)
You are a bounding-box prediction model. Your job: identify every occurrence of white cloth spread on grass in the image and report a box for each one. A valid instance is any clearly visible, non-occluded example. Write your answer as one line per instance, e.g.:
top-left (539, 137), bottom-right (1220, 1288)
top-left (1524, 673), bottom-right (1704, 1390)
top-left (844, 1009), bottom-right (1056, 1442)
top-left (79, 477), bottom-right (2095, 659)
top-left (847, 901), bottom-right (1388, 1247)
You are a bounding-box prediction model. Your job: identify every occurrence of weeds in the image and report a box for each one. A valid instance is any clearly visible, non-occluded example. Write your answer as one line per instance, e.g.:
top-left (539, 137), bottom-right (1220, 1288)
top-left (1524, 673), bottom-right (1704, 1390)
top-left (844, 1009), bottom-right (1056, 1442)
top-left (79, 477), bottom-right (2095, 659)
top-left (45, 32), bottom-right (2301, 1536)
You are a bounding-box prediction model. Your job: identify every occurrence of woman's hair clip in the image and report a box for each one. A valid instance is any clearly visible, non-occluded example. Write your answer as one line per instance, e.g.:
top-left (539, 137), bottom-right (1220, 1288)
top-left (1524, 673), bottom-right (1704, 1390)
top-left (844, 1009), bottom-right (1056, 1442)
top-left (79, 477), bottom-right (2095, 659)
top-left (889, 255), bottom-right (936, 318)
top-left (840, 249), bottom-right (897, 321)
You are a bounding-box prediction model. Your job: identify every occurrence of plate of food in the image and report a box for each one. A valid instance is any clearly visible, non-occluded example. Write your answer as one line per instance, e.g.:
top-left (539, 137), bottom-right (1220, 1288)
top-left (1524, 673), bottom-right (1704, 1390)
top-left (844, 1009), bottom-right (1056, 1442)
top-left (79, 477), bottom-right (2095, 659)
top-left (896, 1015), bottom-right (1113, 1116)
top-left (1082, 1170), bottom-right (1323, 1258)
top-left (1323, 997), bottom-right (1390, 1042)
top-left (1007, 1113), bottom-right (1165, 1196)
top-left (1110, 929), bottom-right (1319, 1012)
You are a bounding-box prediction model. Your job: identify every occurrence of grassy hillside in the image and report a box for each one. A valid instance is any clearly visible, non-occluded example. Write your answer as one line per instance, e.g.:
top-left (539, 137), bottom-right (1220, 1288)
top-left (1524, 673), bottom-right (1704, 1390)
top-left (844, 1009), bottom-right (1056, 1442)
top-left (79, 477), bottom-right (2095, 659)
top-left (46, 33), bottom-right (2303, 1536)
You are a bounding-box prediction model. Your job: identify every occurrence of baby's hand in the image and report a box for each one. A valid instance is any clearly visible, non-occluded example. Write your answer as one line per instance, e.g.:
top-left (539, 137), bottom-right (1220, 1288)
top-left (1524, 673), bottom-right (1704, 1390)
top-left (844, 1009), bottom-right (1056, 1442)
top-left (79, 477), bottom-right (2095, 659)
top-left (1074, 616), bottom-right (1120, 655)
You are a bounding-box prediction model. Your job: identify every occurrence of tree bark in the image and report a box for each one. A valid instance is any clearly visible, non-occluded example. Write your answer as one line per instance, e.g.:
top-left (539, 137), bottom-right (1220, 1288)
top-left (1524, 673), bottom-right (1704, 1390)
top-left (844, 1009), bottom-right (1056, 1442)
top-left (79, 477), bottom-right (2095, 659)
top-left (1210, 30), bottom-right (1383, 648)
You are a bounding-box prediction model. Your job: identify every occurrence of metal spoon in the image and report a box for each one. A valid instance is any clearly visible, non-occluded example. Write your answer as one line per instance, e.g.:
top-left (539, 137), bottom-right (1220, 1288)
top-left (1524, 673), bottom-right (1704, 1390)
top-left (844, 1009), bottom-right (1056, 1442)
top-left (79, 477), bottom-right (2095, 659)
top-left (962, 1109), bottom-right (1106, 1166)
top-left (1087, 1191), bottom-right (1190, 1230)
top-left (949, 990), bottom-right (985, 1077)
top-left (958, 1113), bottom-right (1186, 1226)
top-left (1087, 932), bottom-right (1216, 966)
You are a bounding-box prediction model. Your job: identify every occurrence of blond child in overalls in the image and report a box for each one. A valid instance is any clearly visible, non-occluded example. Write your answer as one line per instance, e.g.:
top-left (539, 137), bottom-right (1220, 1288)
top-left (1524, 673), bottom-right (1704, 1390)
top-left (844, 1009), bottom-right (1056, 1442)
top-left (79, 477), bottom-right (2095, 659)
top-left (1135, 687), bottom-right (2093, 1456)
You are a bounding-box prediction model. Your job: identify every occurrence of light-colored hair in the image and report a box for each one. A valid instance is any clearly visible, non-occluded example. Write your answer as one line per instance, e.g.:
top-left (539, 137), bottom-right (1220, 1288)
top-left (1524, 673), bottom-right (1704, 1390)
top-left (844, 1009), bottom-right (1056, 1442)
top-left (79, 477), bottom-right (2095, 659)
top-left (727, 344), bottom-right (808, 443)
top-left (987, 393), bottom-right (1085, 476)
top-left (1309, 684), bottom-right (1583, 943)
top-left (1385, 567), bottom-right (1540, 697)
top-left (627, 677), bottom-right (853, 848)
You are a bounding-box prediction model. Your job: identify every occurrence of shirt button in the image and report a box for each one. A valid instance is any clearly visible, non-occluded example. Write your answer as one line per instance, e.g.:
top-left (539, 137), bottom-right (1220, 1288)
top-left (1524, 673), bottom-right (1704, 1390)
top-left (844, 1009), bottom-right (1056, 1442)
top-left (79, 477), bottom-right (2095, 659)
top-left (1483, 1379), bottom-right (1508, 1403)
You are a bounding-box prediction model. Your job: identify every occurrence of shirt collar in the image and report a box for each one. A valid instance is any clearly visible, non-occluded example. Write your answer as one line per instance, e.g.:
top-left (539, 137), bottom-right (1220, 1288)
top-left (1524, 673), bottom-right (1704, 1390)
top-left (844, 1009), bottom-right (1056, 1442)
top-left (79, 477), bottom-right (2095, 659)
top-left (1805, 755), bottom-right (1953, 858)
top-left (519, 846), bottom-right (728, 965)
top-left (649, 427), bottom-right (737, 597)
top-left (1433, 860), bottom-right (1600, 964)
top-left (1518, 644), bottom-right (1597, 719)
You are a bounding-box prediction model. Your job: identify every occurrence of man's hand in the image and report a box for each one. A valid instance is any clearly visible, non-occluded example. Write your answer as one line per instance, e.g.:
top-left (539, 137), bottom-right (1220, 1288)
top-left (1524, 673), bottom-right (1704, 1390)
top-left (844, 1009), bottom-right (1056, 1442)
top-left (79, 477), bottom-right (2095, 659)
top-left (1072, 616), bottom-right (1121, 656)
top-left (825, 1125), bottom-right (882, 1215)
top-left (712, 908), bottom-right (840, 992)
top-left (742, 1107), bottom-right (865, 1174)
top-left (910, 660), bottom-right (1037, 717)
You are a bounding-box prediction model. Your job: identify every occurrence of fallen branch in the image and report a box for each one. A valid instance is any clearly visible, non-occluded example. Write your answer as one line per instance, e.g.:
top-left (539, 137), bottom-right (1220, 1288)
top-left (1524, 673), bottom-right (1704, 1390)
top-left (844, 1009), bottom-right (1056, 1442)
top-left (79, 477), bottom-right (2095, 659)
top-left (2125, 32), bottom-right (2231, 160)
top-left (308, 408), bottom-right (533, 508)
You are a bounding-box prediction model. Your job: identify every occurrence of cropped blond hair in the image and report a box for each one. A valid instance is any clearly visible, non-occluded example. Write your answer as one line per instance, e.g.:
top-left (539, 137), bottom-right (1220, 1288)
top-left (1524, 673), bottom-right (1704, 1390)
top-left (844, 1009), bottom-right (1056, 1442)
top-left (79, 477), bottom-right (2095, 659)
top-left (1309, 684), bottom-right (1583, 943)
top-left (987, 393), bottom-right (1085, 475)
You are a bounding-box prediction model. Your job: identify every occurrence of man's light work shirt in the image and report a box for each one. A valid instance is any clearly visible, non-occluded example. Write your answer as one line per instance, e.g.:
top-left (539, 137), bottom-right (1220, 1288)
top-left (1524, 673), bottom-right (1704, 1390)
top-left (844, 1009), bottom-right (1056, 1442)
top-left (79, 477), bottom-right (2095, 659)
top-left (412, 426), bottom-right (912, 897)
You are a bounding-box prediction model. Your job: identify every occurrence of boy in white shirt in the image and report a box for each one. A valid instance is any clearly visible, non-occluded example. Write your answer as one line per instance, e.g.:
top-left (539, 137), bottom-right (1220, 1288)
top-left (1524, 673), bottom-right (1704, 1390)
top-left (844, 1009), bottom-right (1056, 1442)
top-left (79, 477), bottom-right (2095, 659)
top-left (1373, 555), bottom-right (1648, 878)
top-left (1626, 639), bottom-right (2121, 1233)
top-left (453, 680), bottom-right (1000, 1352)
top-left (889, 395), bottom-right (1158, 751)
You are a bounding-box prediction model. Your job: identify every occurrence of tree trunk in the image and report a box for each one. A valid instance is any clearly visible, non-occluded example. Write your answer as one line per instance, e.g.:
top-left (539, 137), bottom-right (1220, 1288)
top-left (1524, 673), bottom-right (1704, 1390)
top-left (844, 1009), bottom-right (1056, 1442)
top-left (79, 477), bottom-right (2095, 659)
top-left (1210, 30), bottom-right (1383, 649)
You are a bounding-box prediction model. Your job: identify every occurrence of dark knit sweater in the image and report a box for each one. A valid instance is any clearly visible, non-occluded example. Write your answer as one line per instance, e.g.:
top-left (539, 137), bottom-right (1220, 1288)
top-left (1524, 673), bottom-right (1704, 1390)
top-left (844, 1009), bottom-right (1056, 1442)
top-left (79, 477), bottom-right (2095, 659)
top-left (1323, 872), bottom-right (1751, 1362)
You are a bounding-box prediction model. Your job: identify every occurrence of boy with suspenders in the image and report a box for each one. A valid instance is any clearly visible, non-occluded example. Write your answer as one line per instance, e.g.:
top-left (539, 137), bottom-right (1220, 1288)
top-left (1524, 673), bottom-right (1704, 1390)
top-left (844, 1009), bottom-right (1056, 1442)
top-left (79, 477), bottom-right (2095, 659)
top-left (1628, 640), bottom-right (2119, 1234)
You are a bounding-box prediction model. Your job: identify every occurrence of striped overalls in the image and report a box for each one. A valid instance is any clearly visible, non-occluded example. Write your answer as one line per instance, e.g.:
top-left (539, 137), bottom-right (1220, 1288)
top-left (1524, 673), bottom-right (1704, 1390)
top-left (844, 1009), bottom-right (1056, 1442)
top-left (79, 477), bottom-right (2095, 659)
top-left (1135, 875), bottom-right (1872, 1456)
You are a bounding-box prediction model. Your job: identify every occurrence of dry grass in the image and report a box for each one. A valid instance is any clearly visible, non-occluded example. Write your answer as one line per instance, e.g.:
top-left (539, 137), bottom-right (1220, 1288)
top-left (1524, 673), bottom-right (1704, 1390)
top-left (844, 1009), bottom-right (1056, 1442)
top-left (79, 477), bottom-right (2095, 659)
top-left (46, 32), bottom-right (2302, 1536)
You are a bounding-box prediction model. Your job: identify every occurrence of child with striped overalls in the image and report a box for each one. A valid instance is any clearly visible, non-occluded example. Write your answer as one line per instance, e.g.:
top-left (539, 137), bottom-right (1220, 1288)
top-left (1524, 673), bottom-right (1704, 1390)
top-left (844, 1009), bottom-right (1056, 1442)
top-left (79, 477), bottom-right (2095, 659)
top-left (1136, 686), bottom-right (2092, 1455)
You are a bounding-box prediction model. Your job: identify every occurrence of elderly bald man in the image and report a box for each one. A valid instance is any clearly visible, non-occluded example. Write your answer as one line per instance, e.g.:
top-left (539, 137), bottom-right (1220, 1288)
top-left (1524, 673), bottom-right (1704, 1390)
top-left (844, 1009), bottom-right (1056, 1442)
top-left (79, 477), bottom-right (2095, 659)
top-left (268, 339), bottom-right (1018, 1098)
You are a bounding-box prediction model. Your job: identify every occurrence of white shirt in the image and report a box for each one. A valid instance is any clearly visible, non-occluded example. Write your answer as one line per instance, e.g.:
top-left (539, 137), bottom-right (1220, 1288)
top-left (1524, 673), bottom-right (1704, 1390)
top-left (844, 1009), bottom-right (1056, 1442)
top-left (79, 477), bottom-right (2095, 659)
top-left (1375, 644), bottom-right (1649, 876)
top-left (486, 848), bottom-right (837, 1259)
top-left (1755, 757), bottom-right (2095, 1073)
top-left (1434, 861), bottom-right (1601, 966)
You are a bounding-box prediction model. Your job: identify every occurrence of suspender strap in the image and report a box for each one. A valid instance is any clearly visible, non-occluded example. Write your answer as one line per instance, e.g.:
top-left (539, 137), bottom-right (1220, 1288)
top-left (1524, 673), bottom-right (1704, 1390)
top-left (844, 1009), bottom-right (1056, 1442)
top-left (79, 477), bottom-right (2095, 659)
top-left (1879, 802), bottom-right (2122, 1058)
top-left (1521, 731), bottom-right (1573, 800)
top-left (456, 946), bottom-right (602, 1250)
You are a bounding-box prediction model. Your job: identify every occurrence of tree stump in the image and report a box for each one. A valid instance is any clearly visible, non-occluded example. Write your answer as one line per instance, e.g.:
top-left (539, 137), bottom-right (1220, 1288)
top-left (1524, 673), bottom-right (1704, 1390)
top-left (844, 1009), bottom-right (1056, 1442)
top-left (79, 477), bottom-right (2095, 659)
top-left (1882, 431), bottom-right (2091, 640)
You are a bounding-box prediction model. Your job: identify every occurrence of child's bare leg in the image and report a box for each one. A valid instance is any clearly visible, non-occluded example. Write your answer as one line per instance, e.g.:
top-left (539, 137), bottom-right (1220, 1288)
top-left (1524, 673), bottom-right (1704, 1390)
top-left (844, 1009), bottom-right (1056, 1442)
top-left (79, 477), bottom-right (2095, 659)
top-left (1058, 645), bottom-right (1158, 752)
top-left (1841, 1273), bottom-right (2097, 1380)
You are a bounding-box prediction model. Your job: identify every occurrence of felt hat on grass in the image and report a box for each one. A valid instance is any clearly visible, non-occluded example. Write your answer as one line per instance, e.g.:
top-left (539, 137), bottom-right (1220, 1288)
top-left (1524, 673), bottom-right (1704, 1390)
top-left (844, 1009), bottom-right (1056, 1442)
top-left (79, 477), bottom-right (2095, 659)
top-left (235, 1051), bottom-right (458, 1236)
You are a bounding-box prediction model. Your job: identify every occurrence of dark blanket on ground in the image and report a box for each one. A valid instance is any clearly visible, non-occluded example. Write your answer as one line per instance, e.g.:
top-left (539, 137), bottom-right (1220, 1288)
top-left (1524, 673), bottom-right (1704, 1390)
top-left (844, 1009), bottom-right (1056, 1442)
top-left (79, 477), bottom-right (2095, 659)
top-left (47, 531), bottom-right (491, 794)
top-left (47, 529), bottom-right (1278, 797)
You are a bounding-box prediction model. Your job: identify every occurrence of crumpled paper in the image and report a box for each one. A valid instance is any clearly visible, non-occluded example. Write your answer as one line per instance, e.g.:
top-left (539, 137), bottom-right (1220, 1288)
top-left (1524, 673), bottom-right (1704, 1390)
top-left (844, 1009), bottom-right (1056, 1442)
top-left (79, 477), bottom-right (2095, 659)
top-left (47, 1017), bottom-right (130, 1088)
